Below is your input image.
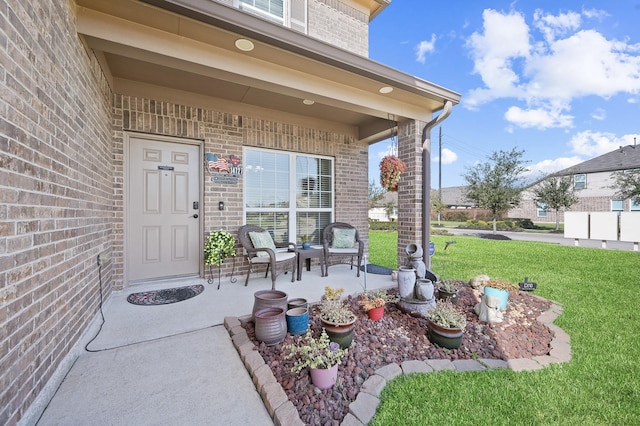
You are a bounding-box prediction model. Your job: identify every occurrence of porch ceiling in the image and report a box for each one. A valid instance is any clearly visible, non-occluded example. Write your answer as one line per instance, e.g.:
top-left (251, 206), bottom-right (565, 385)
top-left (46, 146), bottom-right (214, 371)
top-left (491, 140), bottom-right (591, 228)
top-left (77, 0), bottom-right (460, 144)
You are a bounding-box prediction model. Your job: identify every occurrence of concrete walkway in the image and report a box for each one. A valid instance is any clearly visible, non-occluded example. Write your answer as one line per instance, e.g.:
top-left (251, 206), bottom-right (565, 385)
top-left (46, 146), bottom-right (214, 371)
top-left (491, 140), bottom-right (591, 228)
top-left (28, 263), bottom-right (392, 426)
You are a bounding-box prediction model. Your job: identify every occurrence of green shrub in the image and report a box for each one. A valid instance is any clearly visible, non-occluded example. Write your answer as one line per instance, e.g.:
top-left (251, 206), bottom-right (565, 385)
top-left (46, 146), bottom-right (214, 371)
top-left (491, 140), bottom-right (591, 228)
top-left (368, 220), bottom-right (398, 231)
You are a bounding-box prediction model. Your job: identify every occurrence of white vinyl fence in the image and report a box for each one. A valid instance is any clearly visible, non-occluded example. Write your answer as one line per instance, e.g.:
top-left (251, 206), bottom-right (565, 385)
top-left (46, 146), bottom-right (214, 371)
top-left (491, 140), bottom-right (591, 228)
top-left (564, 212), bottom-right (640, 251)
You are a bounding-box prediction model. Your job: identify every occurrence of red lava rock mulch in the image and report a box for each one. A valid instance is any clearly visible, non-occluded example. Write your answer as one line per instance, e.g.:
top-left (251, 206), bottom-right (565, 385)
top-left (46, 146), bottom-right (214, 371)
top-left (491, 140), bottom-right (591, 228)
top-left (241, 283), bottom-right (553, 426)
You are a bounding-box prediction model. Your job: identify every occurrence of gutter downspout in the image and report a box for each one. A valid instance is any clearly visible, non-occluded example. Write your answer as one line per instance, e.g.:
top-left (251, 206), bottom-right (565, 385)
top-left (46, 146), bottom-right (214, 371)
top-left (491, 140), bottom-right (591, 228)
top-left (421, 100), bottom-right (453, 268)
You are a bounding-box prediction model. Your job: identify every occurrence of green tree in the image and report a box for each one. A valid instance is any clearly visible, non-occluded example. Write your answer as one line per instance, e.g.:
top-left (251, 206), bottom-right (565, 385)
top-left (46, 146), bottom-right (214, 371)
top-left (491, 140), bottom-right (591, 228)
top-left (611, 168), bottom-right (640, 204)
top-left (383, 202), bottom-right (396, 221)
top-left (368, 180), bottom-right (385, 209)
top-left (431, 191), bottom-right (446, 226)
top-left (531, 176), bottom-right (578, 231)
top-left (463, 148), bottom-right (528, 233)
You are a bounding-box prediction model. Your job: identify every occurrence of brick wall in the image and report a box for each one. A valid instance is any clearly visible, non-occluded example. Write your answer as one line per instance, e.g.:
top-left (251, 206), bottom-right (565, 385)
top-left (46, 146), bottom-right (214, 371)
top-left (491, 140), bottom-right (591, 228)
top-left (309, 0), bottom-right (369, 56)
top-left (397, 120), bottom-right (425, 264)
top-left (210, 0), bottom-right (370, 56)
top-left (508, 196), bottom-right (626, 224)
top-left (0, 1), bottom-right (114, 424)
top-left (115, 95), bottom-right (369, 283)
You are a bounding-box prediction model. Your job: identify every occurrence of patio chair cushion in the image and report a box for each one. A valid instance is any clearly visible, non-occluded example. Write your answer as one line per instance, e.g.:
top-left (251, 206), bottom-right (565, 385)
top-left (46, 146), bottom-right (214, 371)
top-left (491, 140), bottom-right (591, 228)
top-left (332, 228), bottom-right (356, 248)
top-left (250, 251), bottom-right (296, 264)
top-left (249, 231), bottom-right (277, 257)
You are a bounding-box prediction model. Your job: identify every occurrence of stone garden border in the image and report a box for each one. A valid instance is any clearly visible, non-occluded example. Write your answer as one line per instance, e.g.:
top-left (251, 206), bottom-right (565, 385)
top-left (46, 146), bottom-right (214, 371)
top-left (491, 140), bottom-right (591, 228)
top-left (224, 295), bottom-right (570, 426)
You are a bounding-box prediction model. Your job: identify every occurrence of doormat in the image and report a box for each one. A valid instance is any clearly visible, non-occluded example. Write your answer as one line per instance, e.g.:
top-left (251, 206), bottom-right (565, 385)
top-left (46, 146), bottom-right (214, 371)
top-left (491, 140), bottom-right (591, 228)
top-left (127, 284), bottom-right (205, 306)
top-left (359, 264), bottom-right (393, 275)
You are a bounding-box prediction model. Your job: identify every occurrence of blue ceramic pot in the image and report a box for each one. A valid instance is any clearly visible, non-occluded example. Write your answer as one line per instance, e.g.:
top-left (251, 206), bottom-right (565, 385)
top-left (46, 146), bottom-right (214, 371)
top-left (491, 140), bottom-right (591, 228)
top-left (483, 286), bottom-right (509, 310)
top-left (285, 307), bottom-right (309, 335)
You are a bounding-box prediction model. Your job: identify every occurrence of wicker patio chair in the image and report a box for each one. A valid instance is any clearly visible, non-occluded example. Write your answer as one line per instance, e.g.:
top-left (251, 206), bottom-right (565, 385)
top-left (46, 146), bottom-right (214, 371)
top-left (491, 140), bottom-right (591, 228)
top-left (322, 222), bottom-right (364, 277)
top-left (238, 224), bottom-right (297, 290)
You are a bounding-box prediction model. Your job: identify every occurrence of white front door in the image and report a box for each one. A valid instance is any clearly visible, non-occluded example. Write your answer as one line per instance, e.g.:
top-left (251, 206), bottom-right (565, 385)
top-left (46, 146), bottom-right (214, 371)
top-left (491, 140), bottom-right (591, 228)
top-left (127, 134), bottom-right (201, 282)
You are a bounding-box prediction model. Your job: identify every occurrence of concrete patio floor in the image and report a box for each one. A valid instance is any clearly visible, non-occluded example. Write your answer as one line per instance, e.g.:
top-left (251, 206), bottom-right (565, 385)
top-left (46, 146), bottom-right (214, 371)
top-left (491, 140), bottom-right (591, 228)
top-left (29, 261), bottom-right (394, 426)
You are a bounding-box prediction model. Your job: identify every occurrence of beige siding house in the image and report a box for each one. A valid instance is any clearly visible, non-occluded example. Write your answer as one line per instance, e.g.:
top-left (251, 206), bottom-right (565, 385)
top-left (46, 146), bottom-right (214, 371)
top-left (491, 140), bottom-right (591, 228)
top-left (0, 0), bottom-right (461, 422)
top-left (509, 144), bottom-right (640, 223)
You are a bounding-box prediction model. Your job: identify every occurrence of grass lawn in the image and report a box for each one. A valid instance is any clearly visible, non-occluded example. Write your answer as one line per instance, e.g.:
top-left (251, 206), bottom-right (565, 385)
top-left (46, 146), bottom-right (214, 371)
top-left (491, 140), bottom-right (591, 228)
top-left (368, 231), bottom-right (640, 426)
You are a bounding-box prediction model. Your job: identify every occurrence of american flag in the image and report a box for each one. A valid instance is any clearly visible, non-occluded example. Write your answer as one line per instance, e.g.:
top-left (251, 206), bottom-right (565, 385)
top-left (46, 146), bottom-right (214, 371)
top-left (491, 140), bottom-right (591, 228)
top-left (209, 155), bottom-right (231, 173)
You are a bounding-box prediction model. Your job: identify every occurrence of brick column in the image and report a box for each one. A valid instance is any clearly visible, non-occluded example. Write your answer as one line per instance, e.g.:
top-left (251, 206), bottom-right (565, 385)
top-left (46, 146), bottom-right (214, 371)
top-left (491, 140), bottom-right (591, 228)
top-left (396, 119), bottom-right (429, 267)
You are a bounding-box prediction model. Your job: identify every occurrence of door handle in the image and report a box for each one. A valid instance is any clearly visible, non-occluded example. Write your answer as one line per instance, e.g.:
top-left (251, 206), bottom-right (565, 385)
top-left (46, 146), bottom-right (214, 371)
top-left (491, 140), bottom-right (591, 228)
top-left (192, 214), bottom-right (199, 219)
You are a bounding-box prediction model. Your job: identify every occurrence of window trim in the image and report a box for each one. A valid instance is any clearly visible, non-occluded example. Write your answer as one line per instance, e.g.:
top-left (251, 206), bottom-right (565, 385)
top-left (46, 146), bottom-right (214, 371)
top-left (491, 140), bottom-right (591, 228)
top-left (574, 173), bottom-right (586, 190)
top-left (237, 0), bottom-right (284, 24)
top-left (611, 199), bottom-right (624, 212)
top-left (243, 147), bottom-right (334, 244)
top-left (536, 202), bottom-right (547, 217)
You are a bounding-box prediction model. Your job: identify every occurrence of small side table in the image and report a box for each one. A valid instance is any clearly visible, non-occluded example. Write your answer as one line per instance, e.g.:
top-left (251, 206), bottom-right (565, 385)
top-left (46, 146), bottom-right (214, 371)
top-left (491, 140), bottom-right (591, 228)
top-left (297, 247), bottom-right (326, 281)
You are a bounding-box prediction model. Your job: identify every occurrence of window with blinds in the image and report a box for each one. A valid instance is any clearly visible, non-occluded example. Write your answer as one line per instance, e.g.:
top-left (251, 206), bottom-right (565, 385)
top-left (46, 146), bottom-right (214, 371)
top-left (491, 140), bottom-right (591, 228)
top-left (235, 0), bottom-right (307, 33)
top-left (244, 148), bottom-right (333, 245)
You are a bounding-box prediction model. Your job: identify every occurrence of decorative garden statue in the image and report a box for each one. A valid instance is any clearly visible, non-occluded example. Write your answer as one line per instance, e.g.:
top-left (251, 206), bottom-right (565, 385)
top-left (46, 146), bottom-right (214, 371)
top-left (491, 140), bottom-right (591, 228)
top-left (474, 294), bottom-right (504, 323)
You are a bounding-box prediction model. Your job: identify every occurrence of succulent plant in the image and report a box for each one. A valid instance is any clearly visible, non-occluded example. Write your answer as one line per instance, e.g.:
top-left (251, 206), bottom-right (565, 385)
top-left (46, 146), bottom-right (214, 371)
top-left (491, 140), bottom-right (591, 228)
top-left (425, 301), bottom-right (467, 329)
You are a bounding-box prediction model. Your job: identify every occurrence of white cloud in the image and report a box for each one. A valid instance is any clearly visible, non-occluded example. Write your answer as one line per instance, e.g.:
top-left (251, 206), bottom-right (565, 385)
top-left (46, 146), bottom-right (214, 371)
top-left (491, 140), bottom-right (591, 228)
top-left (464, 9), bottom-right (530, 109)
top-left (464, 8), bottom-right (640, 129)
top-left (504, 105), bottom-right (574, 128)
top-left (567, 130), bottom-right (640, 156)
top-left (533, 9), bottom-right (581, 44)
top-left (416, 34), bottom-right (436, 64)
top-left (525, 156), bottom-right (584, 179)
top-left (582, 8), bottom-right (609, 20)
top-left (591, 108), bottom-right (606, 120)
top-left (432, 148), bottom-right (458, 165)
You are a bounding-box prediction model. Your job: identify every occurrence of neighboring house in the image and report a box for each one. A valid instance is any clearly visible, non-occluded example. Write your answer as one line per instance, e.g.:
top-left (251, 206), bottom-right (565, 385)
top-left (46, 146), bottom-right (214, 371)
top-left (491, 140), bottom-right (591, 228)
top-left (509, 144), bottom-right (640, 223)
top-left (440, 186), bottom-right (474, 209)
top-left (1, 0), bottom-right (461, 423)
top-left (369, 191), bottom-right (398, 221)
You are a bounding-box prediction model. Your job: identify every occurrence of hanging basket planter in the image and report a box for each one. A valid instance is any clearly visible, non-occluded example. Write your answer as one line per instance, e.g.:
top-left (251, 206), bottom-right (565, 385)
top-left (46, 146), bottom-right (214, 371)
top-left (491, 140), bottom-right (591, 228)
top-left (379, 155), bottom-right (407, 192)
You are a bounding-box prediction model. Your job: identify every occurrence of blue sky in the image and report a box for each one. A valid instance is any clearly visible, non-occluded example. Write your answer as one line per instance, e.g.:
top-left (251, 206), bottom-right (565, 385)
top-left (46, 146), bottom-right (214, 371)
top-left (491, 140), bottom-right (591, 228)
top-left (368, 1), bottom-right (640, 188)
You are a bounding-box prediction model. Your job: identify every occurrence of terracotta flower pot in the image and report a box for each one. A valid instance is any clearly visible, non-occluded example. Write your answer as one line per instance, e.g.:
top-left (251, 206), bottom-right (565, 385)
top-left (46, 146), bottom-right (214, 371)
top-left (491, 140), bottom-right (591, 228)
top-left (367, 306), bottom-right (384, 321)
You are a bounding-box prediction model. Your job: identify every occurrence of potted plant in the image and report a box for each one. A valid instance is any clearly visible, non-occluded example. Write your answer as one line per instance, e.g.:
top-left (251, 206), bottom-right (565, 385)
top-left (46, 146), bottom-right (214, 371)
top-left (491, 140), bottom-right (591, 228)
top-left (379, 155), bottom-right (407, 192)
top-left (284, 328), bottom-right (348, 389)
top-left (424, 301), bottom-right (467, 349)
top-left (204, 230), bottom-right (237, 288)
top-left (436, 280), bottom-right (459, 304)
top-left (482, 279), bottom-right (518, 310)
top-left (204, 230), bottom-right (236, 266)
top-left (318, 286), bottom-right (357, 348)
top-left (300, 235), bottom-right (311, 250)
top-left (358, 289), bottom-right (397, 321)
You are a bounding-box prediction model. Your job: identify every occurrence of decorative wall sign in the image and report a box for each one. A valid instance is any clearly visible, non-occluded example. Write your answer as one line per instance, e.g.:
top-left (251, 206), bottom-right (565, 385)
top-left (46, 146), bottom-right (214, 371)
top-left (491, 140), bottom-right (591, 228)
top-left (206, 153), bottom-right (242, 184)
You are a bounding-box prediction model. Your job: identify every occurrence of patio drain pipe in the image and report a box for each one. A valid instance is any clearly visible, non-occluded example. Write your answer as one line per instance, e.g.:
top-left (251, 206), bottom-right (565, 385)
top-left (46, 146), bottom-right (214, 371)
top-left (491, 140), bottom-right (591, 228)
top-left (421, 100), bottom-right (453, 269)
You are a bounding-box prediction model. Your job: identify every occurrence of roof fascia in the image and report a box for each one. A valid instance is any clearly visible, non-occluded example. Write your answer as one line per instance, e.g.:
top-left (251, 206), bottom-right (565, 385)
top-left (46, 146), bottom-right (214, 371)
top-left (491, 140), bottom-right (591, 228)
top-left (137, 0), bottom-right (460, 105)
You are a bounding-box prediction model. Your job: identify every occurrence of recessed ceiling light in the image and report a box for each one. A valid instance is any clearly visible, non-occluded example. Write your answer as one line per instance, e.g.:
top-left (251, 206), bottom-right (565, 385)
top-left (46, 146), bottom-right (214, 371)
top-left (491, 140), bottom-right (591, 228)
top-left (379, 86), bottom-right (393, 94)
top-left (235, 39), bottom-right (254, 51)
top-left (303, 99), bottom-right (315, 105)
